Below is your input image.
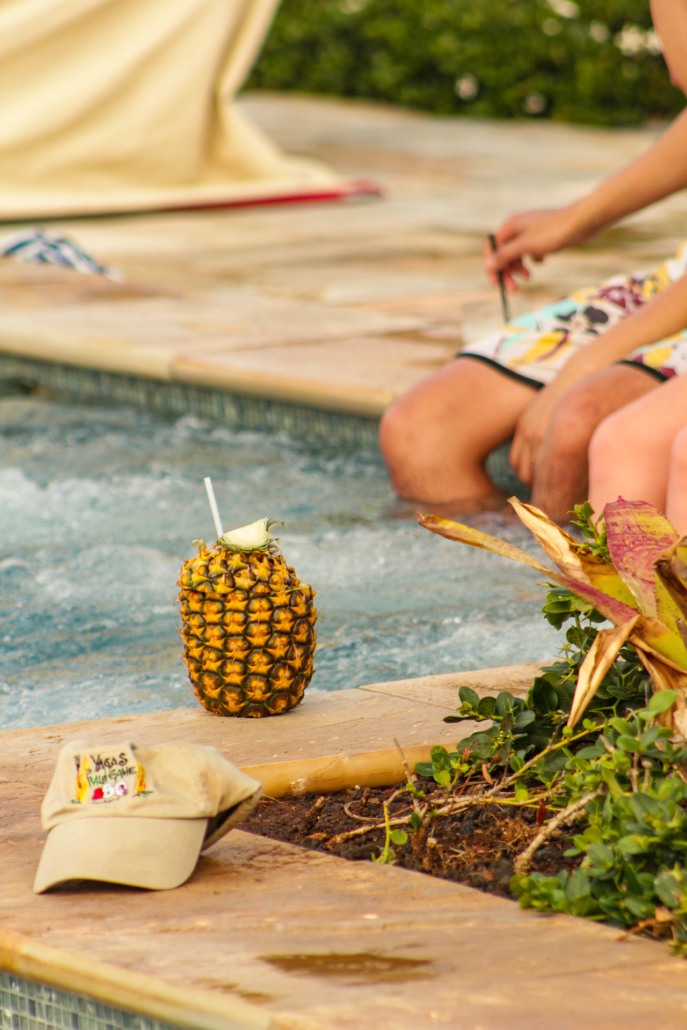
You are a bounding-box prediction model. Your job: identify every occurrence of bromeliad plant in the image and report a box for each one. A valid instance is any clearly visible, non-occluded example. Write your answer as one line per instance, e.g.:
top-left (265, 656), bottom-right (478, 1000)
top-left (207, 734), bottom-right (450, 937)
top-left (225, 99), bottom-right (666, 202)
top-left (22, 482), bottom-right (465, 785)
top-left (359, 498), bottom-right (687, 954)
top-left (419, 498), bottom-right (687, 736)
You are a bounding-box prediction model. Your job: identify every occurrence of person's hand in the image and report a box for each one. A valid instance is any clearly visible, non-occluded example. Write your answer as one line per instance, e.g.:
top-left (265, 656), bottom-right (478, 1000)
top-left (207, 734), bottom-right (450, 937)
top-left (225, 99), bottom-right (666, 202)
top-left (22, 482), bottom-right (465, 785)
top-left (509, 384), bottom-right (561, 486)
top-left (485, 206), bottom-right (586, 292)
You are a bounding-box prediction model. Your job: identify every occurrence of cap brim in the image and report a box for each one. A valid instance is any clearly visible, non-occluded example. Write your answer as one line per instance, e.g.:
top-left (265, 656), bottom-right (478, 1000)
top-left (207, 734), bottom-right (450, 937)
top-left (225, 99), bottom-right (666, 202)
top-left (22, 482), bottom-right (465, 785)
top-left (33, 815), bottom-right (207, 893)
top-left (202, 786), bottom-right (262, 851)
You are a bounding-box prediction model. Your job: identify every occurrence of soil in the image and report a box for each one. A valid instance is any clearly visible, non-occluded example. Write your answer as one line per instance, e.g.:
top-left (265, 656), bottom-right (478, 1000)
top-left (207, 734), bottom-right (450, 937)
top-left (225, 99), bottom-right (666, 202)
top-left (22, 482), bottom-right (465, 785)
top-left (243, 782), bottom-right (578, 899)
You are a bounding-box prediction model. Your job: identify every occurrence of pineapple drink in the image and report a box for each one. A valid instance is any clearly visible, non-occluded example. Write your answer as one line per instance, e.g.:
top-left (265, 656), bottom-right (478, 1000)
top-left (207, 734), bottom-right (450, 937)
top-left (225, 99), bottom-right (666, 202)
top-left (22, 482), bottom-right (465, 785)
top-left (178, 514), bottom-right (318, 718)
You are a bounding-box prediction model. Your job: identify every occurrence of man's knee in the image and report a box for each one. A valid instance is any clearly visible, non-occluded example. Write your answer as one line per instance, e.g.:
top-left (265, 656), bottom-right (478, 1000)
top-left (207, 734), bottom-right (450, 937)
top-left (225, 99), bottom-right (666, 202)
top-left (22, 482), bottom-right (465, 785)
top-left (546, 389), bottom-right (607, 459)
top-left (379, 391), bottom-right (445, 498)
top-left (379, 396), bottom-right (418, 478)
top-left (548, 371), bottom-right (647, 457)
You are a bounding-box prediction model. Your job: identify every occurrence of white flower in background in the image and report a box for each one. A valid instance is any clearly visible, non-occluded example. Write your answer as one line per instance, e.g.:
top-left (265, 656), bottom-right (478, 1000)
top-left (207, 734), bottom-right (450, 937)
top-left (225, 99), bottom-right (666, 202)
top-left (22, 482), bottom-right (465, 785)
top-left (339, 0), bottom-right (368, 12)
top-left (589, 21), bottom-right (610, 44)
top-left (523, 93), bottom-right (547, 115)
top-left (615, 25), bottom-right (645, 55)
top-left (547, 0), bottom-right (579, 18)
top-left (455, 74), bottom-right (479, 101)
top-left (615, 24), bottom-right (663, 56)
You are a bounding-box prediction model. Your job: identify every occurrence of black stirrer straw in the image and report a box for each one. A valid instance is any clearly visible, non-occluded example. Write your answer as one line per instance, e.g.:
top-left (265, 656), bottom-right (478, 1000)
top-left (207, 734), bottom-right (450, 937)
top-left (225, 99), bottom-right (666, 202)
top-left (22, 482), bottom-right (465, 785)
top-left (488, 233), bottom-right (510, 324)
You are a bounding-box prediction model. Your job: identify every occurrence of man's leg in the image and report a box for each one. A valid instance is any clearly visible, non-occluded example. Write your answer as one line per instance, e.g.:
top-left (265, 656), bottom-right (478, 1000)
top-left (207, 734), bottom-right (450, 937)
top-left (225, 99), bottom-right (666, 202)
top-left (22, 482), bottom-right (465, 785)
top-left (379, 357), bottom-right (535, 508)
top-left (531, 364), bottom-right (660, 523)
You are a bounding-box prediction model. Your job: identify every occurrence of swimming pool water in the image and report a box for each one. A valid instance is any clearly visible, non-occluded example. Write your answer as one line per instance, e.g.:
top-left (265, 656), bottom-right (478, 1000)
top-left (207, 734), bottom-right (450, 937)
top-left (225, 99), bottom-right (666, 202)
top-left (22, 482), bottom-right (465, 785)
top-left (0, 395), bottom-right (560, 729)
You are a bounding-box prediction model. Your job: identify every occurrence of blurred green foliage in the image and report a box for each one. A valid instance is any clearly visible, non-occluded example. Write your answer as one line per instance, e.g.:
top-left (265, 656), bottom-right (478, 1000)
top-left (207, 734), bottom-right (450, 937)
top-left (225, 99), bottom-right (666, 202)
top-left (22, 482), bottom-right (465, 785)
top-left (247, 0), bottom-right (685, 126)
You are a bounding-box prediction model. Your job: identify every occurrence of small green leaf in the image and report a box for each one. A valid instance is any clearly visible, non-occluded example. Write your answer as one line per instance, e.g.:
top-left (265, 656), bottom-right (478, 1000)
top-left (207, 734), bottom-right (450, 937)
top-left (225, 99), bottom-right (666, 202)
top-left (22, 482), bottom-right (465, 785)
top-left (586, 842), bottom-right (615, 871)
top-left (655, 870), bottom-right (684, 909)
top-left (617, 834), bottom-right (652, 855)
top-left (624, 894), bottom-right (655, 919)
top-left (458, 686), bottom-right (480, 709)
top-left (575, 744), bottom-right (605, 759)
top-left (639, 725), bottom-right (664, 748)
top-left (565, 869), bottom-right (592, 901)
top-left (530, 678), bottom-right (559, 714)
top-left (648, 690), bottom-right (678, 714)
top-left (629, 793), bottom-right (662, 820)
top-left (600, 765), bottom-right (625, 798)
top-left (389, 829), bottom-right (408, 846)
top-left (514, 709), bottom-right (536, 730)
top-left (535, 749), bottom-right (569, 781)
top-left (476, 696), bottom-right (496, 719)
top-left (495, 691), bottom-right (518, 717)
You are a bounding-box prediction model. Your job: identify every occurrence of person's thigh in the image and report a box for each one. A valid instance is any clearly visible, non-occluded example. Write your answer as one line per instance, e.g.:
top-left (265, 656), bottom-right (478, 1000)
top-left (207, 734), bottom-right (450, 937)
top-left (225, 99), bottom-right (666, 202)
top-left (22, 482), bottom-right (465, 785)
top-left (667, 421), bottom-right (687, 534)
top-left (589, 372), bottom-right (687, 515)
top-left (379, 357), bottom-right (535, 504)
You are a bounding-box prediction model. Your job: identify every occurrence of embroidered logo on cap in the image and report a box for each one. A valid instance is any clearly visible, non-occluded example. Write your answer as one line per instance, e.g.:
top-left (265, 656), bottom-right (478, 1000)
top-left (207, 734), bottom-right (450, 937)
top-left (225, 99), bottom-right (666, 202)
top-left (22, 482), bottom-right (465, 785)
top-left (71, 749), bottom-right (152, 806)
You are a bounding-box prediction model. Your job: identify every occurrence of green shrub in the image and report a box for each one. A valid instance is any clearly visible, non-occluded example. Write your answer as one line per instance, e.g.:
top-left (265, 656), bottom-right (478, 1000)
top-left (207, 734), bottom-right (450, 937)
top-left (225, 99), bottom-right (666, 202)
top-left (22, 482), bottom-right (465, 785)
top-left (247, 0), bottom-right (684, 126)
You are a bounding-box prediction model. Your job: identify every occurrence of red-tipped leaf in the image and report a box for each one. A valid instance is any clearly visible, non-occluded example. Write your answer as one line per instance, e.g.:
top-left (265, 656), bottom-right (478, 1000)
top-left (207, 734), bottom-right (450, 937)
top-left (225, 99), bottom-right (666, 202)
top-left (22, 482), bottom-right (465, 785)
top-left (603, 499), bottom-right (678, 616)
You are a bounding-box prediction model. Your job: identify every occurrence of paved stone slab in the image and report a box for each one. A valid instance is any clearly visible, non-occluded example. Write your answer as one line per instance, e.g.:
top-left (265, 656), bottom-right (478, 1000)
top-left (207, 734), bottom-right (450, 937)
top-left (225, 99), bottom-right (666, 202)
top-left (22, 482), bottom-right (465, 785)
top-left (2, 675), bottom-right (687, 1030)
top-left (0, 285), bottom-right (424, 376)
top-left (360, 661), bottom-right (543, 708)
top-left (3, 93), bottom-right (687, 417)
top-left (172, 335), bottom-right (455, 416)
top-left (0, 678), bottom-right (467, 806)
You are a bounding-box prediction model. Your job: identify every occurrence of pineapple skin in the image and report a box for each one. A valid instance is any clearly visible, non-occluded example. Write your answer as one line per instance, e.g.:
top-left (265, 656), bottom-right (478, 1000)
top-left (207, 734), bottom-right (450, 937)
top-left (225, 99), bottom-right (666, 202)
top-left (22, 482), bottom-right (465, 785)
top-left (178, 542), bottom-right (317, 718)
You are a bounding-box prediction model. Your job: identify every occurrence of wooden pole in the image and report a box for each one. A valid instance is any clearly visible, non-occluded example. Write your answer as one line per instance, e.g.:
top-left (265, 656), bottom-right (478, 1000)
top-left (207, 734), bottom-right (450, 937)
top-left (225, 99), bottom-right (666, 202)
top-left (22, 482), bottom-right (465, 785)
top-left (241, 740), bottom-right (458, 798)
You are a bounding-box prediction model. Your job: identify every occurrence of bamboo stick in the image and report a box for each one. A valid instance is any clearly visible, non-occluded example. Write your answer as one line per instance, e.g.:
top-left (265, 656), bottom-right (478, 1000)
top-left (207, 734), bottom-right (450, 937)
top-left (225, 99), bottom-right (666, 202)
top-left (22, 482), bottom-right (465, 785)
top-left (241, 740), bottom-right (459, 798)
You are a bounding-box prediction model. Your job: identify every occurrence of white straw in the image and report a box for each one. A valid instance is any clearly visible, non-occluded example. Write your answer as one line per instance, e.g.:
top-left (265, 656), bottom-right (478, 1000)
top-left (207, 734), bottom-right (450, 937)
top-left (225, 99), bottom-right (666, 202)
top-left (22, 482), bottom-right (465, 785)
top-left (204, 476), bottom-right (224, 538)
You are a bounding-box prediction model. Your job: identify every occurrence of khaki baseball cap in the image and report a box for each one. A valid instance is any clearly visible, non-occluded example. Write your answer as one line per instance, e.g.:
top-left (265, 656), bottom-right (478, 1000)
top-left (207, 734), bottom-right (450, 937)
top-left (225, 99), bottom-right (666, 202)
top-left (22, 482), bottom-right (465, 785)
top-left (34, 740), bottom-right (262, 893)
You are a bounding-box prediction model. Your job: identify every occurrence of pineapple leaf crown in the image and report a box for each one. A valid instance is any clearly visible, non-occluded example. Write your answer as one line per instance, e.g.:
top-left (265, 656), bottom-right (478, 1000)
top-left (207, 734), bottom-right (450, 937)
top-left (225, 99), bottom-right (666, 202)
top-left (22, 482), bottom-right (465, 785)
top-left (217, 516), bottom-right (282, 553)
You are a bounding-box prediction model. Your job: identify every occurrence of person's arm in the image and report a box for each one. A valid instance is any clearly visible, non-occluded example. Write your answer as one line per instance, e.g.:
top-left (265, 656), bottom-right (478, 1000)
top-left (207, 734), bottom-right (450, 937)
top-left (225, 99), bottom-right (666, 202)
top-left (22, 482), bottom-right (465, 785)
top-left (510, 275), bottom-right (687, 484)
top-left (487, 108), bottom-right (687, 290)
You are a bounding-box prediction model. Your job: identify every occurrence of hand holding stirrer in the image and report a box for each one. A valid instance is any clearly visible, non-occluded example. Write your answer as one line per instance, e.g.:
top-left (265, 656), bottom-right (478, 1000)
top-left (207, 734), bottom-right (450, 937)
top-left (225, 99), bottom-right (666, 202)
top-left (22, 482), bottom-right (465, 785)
top-left (488, 233), bottom-right (511, 324)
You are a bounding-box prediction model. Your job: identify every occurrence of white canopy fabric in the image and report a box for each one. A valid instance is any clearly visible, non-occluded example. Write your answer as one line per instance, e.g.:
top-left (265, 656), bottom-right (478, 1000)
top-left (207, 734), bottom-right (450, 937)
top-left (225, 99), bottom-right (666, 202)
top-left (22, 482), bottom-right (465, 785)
top-left (0, 0), bottom-right (364, 218)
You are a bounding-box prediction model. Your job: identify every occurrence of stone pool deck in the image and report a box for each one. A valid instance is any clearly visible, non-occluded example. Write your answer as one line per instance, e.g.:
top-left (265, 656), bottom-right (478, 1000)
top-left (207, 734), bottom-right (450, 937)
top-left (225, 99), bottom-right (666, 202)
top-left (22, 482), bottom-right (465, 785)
top-left (4, 666), bottom-right (687, 1030)
top-left (2, 92), bottom-right (687, 421)
top-left (3, 93), bottom-right (687, 1027)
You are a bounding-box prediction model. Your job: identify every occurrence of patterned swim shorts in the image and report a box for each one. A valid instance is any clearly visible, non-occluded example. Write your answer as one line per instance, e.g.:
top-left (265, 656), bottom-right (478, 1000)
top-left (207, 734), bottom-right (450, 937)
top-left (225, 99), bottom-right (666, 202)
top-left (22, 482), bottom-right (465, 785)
top-left (457, 241), bottom-right (687, 388)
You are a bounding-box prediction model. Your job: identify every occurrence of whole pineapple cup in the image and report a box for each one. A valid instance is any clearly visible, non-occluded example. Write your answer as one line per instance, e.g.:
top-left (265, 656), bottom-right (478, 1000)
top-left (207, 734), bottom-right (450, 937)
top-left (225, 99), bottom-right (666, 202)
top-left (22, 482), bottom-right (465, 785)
top-left (178, 479), bottom-right (318, 718)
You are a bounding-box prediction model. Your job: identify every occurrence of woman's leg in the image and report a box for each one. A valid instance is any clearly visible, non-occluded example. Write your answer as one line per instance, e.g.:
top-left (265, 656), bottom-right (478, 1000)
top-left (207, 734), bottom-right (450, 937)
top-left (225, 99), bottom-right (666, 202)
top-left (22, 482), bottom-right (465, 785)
top-left (378, 357), bottom-right (535, 507)
top-left (588, 372), bottom-right (687, 518)
top-left (667, 423), bottom-right (687, 535)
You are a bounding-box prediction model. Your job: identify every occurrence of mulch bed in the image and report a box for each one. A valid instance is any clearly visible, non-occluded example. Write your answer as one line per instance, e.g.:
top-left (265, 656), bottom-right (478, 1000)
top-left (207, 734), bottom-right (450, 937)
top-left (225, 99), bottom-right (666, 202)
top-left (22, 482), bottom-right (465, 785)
top-left (243, 783), bottom-right (578, 898)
